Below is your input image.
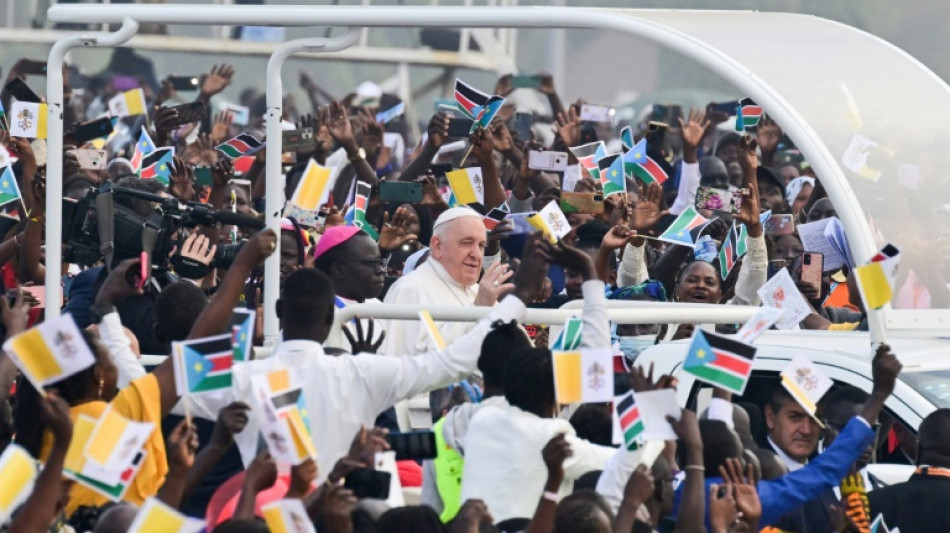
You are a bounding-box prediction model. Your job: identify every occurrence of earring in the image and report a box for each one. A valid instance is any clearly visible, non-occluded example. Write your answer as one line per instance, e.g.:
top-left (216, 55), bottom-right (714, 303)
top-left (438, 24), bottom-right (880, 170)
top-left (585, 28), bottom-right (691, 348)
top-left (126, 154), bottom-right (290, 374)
top-left (98, 379), bottom-right (104, 399)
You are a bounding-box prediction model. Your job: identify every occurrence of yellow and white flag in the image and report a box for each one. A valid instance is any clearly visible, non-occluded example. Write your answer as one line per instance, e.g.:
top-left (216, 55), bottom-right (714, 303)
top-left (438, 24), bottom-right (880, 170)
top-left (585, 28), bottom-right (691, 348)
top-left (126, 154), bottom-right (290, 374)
top-left (552, 347), bottom-right (613, 404)
top-left (3, 312), bottom-right (96, 389)
top-left (250, 372), bottom-right (316, 465)
top-left (446, 167), bottom-right (485, 206)
top-left (108, 88), bottom-right (147, 117)
top-left (290, 158), bottom-right (341, 211)
top-left (780, 355), bottom-right (833, 424)
top-left (127, 498), bottom-right (204, 533)
top-left (0, 444), bottom-right (37, 524)
top-left (64, 414), bottom-right (146, 499)
top-left (263, 498), bottom-right (316, 533)
top-left (9, 101), bottom-right (48, 139)
top-left (83, 406), bottom-right (154, 471)
top-left (854, 243), bottom-right (901, 310)
top-left (418, 310), bottom-right (447, 351)
top-left (528, 200), bottom-right (571, 244)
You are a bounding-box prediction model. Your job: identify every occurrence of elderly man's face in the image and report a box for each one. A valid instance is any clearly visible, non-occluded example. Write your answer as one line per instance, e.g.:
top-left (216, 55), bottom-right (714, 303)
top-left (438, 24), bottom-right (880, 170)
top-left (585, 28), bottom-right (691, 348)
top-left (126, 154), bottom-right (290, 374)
top-left (431, 217), bottom-right (486, 286)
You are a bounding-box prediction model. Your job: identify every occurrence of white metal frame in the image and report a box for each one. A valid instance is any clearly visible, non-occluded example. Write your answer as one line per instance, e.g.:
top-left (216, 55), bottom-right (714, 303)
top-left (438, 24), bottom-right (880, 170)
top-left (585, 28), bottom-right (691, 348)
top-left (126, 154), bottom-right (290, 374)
top-left (44, 4), bottom-right (950, 346)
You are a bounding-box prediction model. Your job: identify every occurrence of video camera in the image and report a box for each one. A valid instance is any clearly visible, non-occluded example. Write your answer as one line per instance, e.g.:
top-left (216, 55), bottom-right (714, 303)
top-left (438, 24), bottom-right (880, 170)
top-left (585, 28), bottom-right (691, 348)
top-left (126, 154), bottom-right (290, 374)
top-left (62, 183), bottom-right (265, 271)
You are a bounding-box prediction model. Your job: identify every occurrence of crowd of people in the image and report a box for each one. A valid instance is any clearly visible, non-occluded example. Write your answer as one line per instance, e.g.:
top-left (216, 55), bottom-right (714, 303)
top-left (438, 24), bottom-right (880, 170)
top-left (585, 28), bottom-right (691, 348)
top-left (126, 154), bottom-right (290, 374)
top-left (0, 46), bottom-right (941, 533)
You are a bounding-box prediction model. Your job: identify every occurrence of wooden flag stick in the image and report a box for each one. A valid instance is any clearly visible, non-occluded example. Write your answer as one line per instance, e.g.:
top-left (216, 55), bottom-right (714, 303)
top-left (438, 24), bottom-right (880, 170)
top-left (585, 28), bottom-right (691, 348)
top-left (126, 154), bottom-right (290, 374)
top-left (458, 142), bottom-right (474, 168)
top-left (183, 394), bottom-right (192, 425)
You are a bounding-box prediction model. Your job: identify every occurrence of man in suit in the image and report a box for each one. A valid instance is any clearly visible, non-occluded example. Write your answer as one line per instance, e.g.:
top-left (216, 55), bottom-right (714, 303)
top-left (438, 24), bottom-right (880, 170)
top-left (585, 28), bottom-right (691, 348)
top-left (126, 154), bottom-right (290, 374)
top-left (870, 408), bottom-right (950, 531)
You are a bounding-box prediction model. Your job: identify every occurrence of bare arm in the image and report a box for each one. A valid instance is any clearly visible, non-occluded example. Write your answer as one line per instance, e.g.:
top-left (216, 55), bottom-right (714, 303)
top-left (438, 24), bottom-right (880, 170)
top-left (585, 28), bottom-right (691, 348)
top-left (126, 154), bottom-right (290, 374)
top-left (525, 434), bottom-right (571, 533)
top-left (398, 113), bottom-right (450, 183)
top-left (671, 410), bottom-right (706, 533)
top-left (472, 128), bottom-right (507, 211)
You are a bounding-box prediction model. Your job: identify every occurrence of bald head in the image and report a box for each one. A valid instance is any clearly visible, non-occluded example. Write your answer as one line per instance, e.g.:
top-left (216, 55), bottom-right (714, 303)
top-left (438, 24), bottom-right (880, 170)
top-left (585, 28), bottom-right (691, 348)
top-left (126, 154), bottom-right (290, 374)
top-left (93, 503), bottom-right (139, 533)
top-left (918, 408), bottom-right (950, 467)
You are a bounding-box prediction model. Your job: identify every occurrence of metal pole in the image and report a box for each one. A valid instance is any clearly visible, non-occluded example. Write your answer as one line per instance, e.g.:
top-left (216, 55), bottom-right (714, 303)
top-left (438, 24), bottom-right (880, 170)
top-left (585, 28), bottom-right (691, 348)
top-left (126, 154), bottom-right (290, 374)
top-left (45, 17), bottom-right (139, 320)
top-left (263, 29), bottom-right (363, 345)
top-left (548, 0), bottom-right (565, 91)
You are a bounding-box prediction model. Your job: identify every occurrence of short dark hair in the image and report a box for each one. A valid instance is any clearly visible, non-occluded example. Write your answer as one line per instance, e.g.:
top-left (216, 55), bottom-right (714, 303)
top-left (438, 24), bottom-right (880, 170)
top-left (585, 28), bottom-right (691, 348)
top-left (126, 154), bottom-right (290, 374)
top-left (375, 506), bottom-right (444, 533)
top-left (765, 385), bottom-right (795, 414)
top-left (821, 386), bottom-right (869, 423)
top-left (699, 419), bottom-right (743, 478)
top-left (504, 347), bottom-right (555, 417)
top-left (280, 268), bottom-right (336, 328)
top-left (115, 176), bottom-right (167, 218)
top-left (569, 404), bottom-right (614, 447)
top-left (574, 220), bottom-right (610, 251)
top-left (918, 408), bottom-right (950, 465)
top-left (478, 321), bottom-right (532, 387)
top-left (154, 281), bottom-right (208, 343)
top-left (213, 519), bottom-right (271, 533)
top-left (554, 491), bottom-right (615, 533)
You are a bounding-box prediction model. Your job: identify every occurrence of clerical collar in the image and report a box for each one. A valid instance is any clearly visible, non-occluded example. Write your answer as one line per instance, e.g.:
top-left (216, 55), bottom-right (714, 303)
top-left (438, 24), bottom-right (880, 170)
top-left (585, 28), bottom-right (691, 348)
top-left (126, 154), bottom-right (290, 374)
top-left (768, 436), bottom-right (807, 472)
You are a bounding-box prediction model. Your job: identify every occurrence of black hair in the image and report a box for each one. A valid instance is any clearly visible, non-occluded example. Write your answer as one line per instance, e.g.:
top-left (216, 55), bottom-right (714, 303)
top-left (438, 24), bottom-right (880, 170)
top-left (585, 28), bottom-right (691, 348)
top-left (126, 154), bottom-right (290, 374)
top-left (376, 506), bottom-right (444, 533)
top-left (821, 386), bottom-right (869, 422)
top-left (313, 229), bottom-right (371, 275)
top-left (554, 490), bottom-right (615, 533)
top-left (0, 399), bottom-right (13, 452)
top-left (280, 268), bottom-right (336, 329)
top-left (698, 419), bottom-right (743, 478)
top-left (503, 347), bottom-right (555, 418)
top-left (114, 176), bottom-right (167, 218)
top-left (574, 220), bottom-right (610, 251)
top-left (569, 404), bottom-right (614, 447)
top-left (14, 329), bottom-right (101, 458)
top-left (674, 259), bottom-right (720, 290)
top-left (917, 408), bottom-right (950, 466)
top-left (765, 385), bottom-right (795, 414)
top-left (478, 320), bottom-right (532, 388)
top-left (154, 281), bottom-right (209, 343)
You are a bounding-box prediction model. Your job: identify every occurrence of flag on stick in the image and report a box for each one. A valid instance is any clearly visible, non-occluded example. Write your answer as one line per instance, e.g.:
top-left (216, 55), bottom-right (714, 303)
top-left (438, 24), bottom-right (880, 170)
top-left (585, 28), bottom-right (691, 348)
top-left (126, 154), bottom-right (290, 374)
top-left (263, 499), bottom-right (317, 533)
top-left (216, 133), bottom-right (265, 159)
top-left (553, 348), bottom-right (613, 404)
top-left (657, 206), bottom-right (712, 248)
top-left (140, 147), bottom-right (176, 185)
top-left (623, 139), bottom-right (668, 185)
top-left (684, 330), bottom-right (756, 394)
top-left (9, 101), bottom-right (47, 139)
top-left (83, 406), bottom-right (154, 471)
top-left (446, 167), bottom-right (485, 206)
top-left (3, 313), bottom-right (96, 390)
top-left (108, 89), bottom-right (147, 117)
top-left (127, 498), bottom-right (204, 533)
top-left (172, 334), bottom-right (235, 395)
top-left (290, 159), bottom-right (340, 211)
top-left (597, 154), bottom-right (626, 197)
top-left (527, 200), bottom-right (571, 244)
top-left (0, 444), bottom-right (36, 524)
top-left (615, 391), bottom-right (644, 450)
top-left (130, 126), bottom-right (156, 171)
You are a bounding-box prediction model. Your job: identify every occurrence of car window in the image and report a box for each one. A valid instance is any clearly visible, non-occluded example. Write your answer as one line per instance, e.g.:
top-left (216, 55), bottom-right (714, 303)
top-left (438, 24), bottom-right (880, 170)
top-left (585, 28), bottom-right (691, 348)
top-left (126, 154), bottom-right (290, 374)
top-left (899, 370), bottom-right (950, 409)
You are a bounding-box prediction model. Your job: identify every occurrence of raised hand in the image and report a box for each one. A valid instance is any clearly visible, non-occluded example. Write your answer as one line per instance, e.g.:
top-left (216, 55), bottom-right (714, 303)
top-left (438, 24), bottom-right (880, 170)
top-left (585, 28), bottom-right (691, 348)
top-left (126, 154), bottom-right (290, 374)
top-left (378, 207), bottom-right (419, 252)
top-left (538, 72), bottom-right (557, 96)
top-left (536, 239), bottom-right (595, 280)
top-left (211, 157), bottom-right (234, 190)
top-left (470, 126), bottom-right (496, 163)
top-left (166, 419), bottom-right (199, 471)
top-left (287, 457), bottom-right (318, 498)
top-left (169, 156), bottom-right (196, 202)
top-left (244, 452), bottom-right (278, 493)
top-left (708, 483), bottom-right (738, 533)
top-left (756, 115), bottom-right (782, 158)
top-left (323, 204), bottom-right (347, 229)
top-left (0, 289), bottom-right (32, 337)
top-left (320, 101), bottom-right (356, 149)
top-left (628, 362), bottom-right (678, 393)
top-left (871, 344), bottom-right (901, 399)
top-left (678, 108), bottom-right (709, 164)
top-left (307, 484), bottom-right (358, 532)
top-left (628, 182), bottom-right (668, 231)
top-left (328, 426), bottom-right (390, 483)
top-left (342, 318), bottom-right (386, 355)
top-left (474, 261), bottom-right (515, 306)
top-left (200, 64), bottom-right (235, 99)
top-left (490, 121), bottom-right (516, 150)
top-left (420, 176), bottom-right (449, 208)
top-left (511, 234), bottom-right (551, 304)
top-left (719, 457), bottom-right (762, 530)
top-left (735, 135), bottom-right (763, 237)
top-left (448, 499), bottom-right (494, 533)
top-left (542, 433), bottom-right (572, 486)
top-left (95, 258), bottom-right (145, 307)
top-left (210, 402), bottom-right (250, 449)
top-left (601, 225), bottom-right (638, 251)
top-left (624, 464), bottom-right (655, 505)
top-left (494, 73), bottom-right (513, 97)
top-left (555, 107), bottom-right (580, 148)
top-left (427, 112), bottom-right (451, 150)
top-left (234, 228), bottom-right (278, 269)
top-left (210, 111), bottom-right (233, 144)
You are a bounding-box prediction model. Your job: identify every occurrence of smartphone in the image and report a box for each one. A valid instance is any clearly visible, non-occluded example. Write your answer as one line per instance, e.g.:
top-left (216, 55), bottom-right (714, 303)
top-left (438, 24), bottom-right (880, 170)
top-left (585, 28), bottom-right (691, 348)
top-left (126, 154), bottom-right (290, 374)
top-left (167, 75), bottom-right (199, 92)
top-left (580, 104), bottom-right (615, 123)
top-left (19, 59), bottom-right (47, 76)
top-left (69, 149), bottom-right (107, 170)
top-left (764, 214), bottom-right (795, 236)
top-left (282, 128), bottom-right (315, 151)
top-left (800, 252), bottom-right (824, 289)
top-left (528, 150), bottom-right (568, 172)
top-left (4, 78), bottom-right (41, 103)
top-left (427, 163), bottom-right (452, 179)
top-left (194, 166), bottom-right (213, 187)
top-left (707, 100), bottom-right (739, 116)
top-left (165, 100), bottom-right (207, 128)
top-left (71, 117), bottom-right (115, 145)
top-left (510, 74), bottom-right (541, 89)
top-left (219, 102), bottom-right (251, 126)
top-left (695, 187), bottom-right (741, 215)
top-left (447, 118), bottom-right (474, 137)
top-left (579, 125), bottom-right (598, 144)
top-left (651, 103), bottom-right (683, 126)
top-left (511, 111), bottom-right (533, 141)
top-left (386, 431), bottom-right (437, 461)
top-left (645, 121), bottom-right (667, 150)
top-left (560, 192), bottom-right (605, 215)
top-left (343, 468), bottom-right (391, 500)
top-left (767, 259), bottom-right (788, 279)
top-left (379, 181), bottom-right (423, 204)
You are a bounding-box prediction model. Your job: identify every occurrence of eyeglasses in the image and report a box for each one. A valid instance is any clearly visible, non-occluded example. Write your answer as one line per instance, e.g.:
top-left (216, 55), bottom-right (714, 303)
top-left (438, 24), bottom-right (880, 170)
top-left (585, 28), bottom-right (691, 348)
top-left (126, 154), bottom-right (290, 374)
top-left (339, 257), bottom-right (389, 269)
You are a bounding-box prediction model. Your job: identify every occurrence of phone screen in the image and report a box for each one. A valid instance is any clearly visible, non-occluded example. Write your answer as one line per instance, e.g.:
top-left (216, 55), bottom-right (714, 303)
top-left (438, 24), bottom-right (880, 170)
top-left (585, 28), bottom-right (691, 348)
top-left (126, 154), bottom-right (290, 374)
top-left (167, 101), bottom-right (207, 128)
top-left (447, 118), bottom-right (474, 137)
top-left (72, 117), bottom-right (115, 145)
top-left (510, 74), bottom-right (541, 89)
top-left (5, 78), bottom-right (41, 103)
top-left (512, 112), bottom-right (533, 141)
top-left (386, 431), bottom-right (437, 461)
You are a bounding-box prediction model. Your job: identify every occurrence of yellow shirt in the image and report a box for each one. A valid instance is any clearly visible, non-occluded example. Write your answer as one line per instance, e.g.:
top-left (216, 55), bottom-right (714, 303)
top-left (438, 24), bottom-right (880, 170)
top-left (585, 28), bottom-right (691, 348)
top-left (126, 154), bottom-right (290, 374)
top-left (39, 374), bottom-right (167, 517)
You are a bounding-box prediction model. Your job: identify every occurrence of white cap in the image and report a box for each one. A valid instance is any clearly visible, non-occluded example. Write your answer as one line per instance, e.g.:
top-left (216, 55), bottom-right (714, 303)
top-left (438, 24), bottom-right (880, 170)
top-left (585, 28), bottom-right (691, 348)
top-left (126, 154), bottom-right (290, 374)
top-left (355, 81), bottom-right (382, 107)
top-left (433, 206), bottom-right (483, 229)
top-left (785, 176), bottom-right (816, 202)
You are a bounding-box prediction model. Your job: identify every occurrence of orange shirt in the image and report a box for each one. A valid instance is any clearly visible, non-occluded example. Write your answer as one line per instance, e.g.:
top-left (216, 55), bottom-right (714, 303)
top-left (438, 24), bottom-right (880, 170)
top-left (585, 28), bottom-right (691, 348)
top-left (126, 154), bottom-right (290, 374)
top-left (39, 374), bottom-right (167, 516)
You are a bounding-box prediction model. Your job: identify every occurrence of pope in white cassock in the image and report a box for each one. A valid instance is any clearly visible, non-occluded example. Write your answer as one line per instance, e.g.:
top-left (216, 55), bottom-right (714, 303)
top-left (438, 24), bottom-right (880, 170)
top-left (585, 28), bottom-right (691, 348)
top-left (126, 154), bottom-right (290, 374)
top-left (381, 207), bottom-right (514, 428)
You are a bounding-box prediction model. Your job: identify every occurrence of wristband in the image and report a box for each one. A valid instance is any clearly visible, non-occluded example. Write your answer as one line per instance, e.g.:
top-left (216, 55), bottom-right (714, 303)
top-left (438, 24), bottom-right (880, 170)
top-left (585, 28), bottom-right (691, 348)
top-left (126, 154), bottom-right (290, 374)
top-left (684, 465), bottom-right (705, 472)
top-left (542, 491), bottom-right (559, 503)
